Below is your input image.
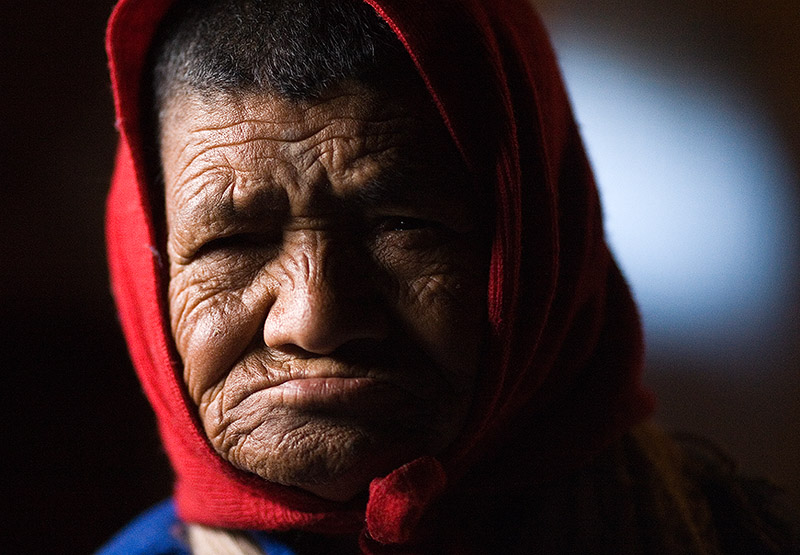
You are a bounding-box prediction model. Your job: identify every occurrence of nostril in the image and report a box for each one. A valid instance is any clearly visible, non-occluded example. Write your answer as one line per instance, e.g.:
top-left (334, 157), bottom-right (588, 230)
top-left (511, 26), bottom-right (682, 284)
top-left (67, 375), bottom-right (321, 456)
top-left (263, 288), bottom-right (389, 357)
top-left (266, 342), bottom-right (323, 359)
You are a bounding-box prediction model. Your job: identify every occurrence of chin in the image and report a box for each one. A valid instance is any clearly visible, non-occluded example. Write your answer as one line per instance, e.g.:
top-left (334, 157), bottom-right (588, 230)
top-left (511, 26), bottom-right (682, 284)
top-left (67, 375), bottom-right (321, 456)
top-left (219, 412), bottom-right (437, 502)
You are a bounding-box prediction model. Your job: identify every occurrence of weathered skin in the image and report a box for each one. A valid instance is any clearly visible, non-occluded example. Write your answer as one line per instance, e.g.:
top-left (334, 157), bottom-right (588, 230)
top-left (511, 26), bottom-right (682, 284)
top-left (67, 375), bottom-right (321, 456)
top-left (160, 80), bottom-right (489, 502)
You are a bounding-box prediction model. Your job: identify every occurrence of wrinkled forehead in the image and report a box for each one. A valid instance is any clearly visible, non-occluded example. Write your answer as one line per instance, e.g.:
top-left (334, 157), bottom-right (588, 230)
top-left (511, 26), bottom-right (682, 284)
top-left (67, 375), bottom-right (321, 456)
top-left (158, 79), bottom-right (475, 224)
top-left (160, 78), bottom-right (448, 152)
top-left (142, 0), bottom-right (470, 225)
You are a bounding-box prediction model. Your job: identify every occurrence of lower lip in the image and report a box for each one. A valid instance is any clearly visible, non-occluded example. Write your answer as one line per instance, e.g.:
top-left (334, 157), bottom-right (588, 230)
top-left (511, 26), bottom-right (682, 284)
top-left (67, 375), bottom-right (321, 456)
top-left (270, 377), bottom-right (397, 409)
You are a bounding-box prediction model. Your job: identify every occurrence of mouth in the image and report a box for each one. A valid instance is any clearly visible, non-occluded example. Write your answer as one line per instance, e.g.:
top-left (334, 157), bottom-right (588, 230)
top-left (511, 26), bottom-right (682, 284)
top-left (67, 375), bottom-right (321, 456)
top-left (268, 376), bottom-right (404, 410)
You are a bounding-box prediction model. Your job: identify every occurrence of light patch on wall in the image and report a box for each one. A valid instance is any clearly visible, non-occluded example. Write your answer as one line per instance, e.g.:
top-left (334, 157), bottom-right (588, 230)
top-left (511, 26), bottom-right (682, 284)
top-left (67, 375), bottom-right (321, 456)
top-left (551, 35), bottom-right (798, 361)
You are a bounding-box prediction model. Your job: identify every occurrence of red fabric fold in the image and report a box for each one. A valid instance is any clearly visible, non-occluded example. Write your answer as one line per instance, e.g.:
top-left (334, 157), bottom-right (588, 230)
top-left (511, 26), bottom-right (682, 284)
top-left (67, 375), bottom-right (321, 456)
top-left (365, 457), bottom-right (447, 546)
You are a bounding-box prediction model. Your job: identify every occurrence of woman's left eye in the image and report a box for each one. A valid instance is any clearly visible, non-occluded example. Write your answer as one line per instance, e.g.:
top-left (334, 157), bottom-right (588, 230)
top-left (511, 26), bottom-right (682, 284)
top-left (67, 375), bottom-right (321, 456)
top-left (377, 217), bottom-right (433, 232)
top-left (369, 215), bottom-right (455, 255)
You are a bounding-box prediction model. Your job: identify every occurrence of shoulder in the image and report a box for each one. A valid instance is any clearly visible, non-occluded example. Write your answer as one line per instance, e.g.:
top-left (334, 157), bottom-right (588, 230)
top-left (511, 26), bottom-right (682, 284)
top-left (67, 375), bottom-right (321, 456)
top-left (495, 423), bottom-right (799, 554)
top-left (627, 423), bottom-right (800, 554)
top-left (95, 499), bottom-right (190, 555)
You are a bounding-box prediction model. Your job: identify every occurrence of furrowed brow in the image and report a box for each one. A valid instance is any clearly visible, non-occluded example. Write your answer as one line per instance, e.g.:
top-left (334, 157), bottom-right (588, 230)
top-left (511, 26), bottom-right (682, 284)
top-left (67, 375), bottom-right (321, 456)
top-left (349, 166), bottom-right (449, 209)
top-left (174, 177), bottom-right (289, 233)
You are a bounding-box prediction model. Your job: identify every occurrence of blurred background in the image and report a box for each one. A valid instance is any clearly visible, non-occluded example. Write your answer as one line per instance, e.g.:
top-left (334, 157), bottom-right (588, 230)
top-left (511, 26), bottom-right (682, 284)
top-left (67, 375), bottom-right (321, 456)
top-left (534, 0), bottom-right (800, 521)
top-left (2, 0), bottom-right (797, 552)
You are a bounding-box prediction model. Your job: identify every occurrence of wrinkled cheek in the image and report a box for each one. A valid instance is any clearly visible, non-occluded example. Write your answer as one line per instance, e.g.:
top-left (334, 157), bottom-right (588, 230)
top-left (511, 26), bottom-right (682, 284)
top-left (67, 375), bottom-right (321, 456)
top-left (201, 391), bottom-right (281, 455)
top-left (397, 271), bottom-right (485, 390)
top-left (170, 283), bottom-right (259, 402)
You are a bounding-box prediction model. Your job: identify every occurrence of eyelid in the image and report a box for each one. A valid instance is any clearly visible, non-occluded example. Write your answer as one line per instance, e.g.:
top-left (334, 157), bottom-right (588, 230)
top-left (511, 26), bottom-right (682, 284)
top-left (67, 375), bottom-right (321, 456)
top-left (195, 230), bottom-right (282, 258)
top-left (375, 216), bottom-right (436, 233)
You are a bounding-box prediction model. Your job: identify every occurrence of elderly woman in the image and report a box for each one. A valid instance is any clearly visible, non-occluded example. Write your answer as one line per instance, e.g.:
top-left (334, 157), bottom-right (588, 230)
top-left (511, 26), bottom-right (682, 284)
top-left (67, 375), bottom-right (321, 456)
top-left (99, 0), bottom-right (797, 553)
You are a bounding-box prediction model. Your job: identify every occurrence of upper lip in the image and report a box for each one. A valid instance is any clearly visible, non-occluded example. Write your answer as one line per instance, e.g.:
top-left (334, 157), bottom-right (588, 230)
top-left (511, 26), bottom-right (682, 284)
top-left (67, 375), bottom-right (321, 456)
top-left (261, 358), bottom-right (379, 387)
top-left (270, 374), bottom-right (377, 389)
top-left (236, 346), bottom-right (442, 402)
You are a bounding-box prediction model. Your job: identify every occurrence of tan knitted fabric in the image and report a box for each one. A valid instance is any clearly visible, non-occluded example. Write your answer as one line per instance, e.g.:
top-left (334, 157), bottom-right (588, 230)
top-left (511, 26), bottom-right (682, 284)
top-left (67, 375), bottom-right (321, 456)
top-left (187, 524), bottom-right (265, 555)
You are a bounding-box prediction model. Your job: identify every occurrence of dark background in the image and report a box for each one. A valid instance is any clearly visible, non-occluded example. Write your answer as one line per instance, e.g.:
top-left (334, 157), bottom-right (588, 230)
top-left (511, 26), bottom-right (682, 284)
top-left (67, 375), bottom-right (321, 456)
top-left (3, 2), bottom-right (173, 553)
top-left (2, 1), bottom-right (797, 553)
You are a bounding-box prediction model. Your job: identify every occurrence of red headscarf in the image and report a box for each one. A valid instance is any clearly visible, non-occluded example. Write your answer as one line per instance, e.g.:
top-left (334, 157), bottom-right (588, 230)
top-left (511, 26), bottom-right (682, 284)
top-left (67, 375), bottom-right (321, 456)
top-left (106, 0), bottom-right (654, 550)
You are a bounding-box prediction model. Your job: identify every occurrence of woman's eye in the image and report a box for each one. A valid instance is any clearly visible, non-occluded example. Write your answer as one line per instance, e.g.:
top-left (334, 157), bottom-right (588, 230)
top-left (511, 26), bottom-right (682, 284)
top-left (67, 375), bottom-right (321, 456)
top-left (378, 217), bottom-right (432, 232)
top-left (198, 232), bottom-right (280, 256)
top-left (370, 216), bottom-right (452, 253)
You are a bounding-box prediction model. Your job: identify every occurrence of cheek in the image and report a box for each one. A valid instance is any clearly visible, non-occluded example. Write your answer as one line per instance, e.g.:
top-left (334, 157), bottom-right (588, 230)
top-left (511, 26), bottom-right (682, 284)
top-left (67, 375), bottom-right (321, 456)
top-left (168, 258), bottom-right (275, 402)
top-left (380, 247), bottom-right (488, 389)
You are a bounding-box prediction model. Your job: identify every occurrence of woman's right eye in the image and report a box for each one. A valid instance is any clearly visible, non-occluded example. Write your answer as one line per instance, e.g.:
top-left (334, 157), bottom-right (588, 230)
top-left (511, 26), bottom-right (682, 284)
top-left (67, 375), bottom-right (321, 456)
top-left (198, 232), bottom-right (281, 257)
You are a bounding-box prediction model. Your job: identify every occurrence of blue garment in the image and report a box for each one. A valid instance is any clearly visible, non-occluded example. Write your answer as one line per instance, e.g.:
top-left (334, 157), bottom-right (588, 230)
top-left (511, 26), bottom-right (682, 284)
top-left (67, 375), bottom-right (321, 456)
top-left (96, 499), bottom-right (296, 555)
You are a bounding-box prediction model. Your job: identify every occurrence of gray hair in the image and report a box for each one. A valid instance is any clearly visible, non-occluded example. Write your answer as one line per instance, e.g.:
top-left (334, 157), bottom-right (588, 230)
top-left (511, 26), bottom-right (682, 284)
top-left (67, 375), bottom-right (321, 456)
top-left (149, 0), bottom-right (410, 107)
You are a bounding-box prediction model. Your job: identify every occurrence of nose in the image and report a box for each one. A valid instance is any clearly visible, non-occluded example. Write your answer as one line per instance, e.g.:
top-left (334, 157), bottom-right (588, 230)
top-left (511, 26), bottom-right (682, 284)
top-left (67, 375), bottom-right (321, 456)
top-left (263, 233), bottom-right (388, 356)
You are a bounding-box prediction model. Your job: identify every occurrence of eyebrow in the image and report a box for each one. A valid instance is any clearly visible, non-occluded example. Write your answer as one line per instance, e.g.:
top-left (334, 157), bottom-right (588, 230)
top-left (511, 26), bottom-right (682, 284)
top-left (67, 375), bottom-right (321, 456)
top-left (347, 163), bottom-right (465, 209)
top-left (174, 177), bottom-right (288, 230)
top-left (173, 157), bottom-right (469, 228)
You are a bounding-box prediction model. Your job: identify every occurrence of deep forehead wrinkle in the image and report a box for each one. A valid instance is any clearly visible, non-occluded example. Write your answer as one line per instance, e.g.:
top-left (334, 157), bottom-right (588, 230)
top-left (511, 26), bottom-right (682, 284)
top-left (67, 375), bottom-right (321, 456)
top-left (162, 84), bottom-right (471, 227)
top-left (170, 114), bottom-right (417, 196)
top-left (176, 155), bottom-right (455, 226)
top-left (169, 86), bottom-right (417, 148)
top-left (181, 115), bottom-right (408, 151)
top-left (171, 163), bottom-right (291, 230)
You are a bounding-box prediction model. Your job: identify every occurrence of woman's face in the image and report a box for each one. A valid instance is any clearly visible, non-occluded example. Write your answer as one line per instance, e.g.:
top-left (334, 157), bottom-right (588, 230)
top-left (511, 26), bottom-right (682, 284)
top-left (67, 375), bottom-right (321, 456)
top-left (160, 81), bottom-right (488, 501)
